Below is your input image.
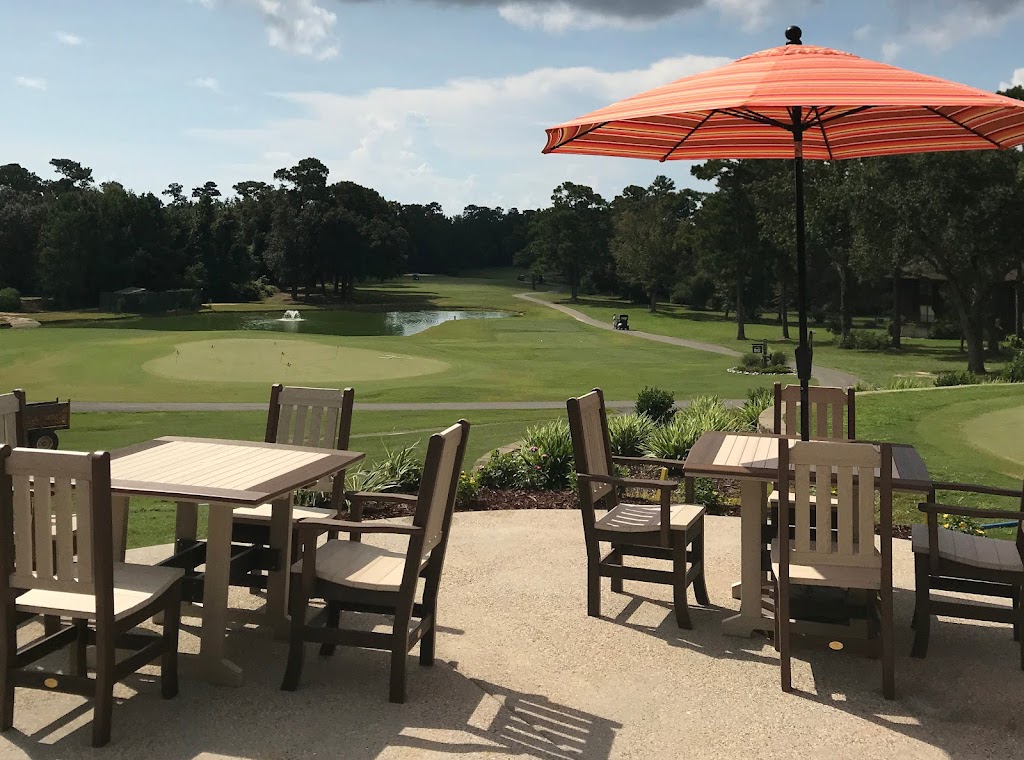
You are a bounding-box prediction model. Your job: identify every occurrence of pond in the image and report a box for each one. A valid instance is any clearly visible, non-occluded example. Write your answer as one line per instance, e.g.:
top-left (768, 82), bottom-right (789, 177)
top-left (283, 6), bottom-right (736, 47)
top-left (69, 309), bottom-right (513, 337)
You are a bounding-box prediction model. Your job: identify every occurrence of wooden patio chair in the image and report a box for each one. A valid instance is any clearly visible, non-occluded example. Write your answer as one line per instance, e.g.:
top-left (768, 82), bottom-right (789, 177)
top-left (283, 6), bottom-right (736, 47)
top-left (0, 446), bottom-right (184, 747)
top-left (772, 439), bottom-right (894, 700)
top-left (281, 420), bottom-right (469, 703)
top-left (566, 389), bottom-right (708, 629)
top-left (769, 383), bottom-right (855, 508)
top-left (226, 384), bottom-right (355, 590)
top-left (0, 391), bottom-right (27, 448)
top-left (911, 480), bottom-right (1024, 669)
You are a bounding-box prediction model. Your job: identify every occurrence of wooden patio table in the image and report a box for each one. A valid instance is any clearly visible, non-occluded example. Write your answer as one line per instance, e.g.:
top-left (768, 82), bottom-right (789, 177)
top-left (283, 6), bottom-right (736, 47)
top-left (683, 431), bottom-right (931, 637)
top-left (108, 436), bottom-right (364, 686)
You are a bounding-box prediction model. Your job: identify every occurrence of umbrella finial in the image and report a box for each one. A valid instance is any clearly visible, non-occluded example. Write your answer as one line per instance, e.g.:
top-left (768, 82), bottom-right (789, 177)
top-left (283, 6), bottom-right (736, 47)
top-left (785, 25), bottom-right (803, 45)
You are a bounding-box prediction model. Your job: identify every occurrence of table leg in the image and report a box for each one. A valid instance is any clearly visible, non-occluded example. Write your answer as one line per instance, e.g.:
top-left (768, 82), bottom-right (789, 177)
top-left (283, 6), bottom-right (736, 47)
top-left (111, 495), bottom-right (130, 561)
top-left (199, 502), bottom-right (243, 686)
top-left (265, 494), bottom-right (293, 640)
top-left (722, 480), bottom-right (772, 637)
top-left (175, 501), bottom-right (198, 543)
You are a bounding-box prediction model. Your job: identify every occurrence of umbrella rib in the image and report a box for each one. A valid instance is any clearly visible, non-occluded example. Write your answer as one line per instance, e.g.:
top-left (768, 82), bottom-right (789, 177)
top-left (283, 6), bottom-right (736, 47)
top-left (811, 106), bottom-right (835, 160)
top-left (814, 105), bottom-right (874, 127)
top-left (719, 108), bottom-right (792, 131)
top-left (923, 106), bottom-right (1003, 148)
top-left (659, 111), bottom-right (716, 162)
top-left (545, 121), bottom-right (609, 152)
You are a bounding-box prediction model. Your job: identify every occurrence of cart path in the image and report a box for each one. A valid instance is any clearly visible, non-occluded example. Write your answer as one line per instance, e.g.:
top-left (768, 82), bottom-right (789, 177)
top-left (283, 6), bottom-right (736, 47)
top-left (515, 292), bottom-right (861, 389)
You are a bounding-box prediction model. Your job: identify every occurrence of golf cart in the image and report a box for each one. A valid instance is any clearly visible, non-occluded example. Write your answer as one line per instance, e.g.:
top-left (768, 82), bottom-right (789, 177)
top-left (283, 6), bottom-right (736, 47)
top-left (613, 314), bottom-right (630, 331)
top-left (24, 398), bottom-right (71, 449)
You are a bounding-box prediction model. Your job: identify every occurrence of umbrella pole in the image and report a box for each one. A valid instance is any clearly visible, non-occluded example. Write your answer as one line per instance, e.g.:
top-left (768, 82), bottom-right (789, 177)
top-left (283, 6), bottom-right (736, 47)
top-left (792, 127), bottom-right (812, 441)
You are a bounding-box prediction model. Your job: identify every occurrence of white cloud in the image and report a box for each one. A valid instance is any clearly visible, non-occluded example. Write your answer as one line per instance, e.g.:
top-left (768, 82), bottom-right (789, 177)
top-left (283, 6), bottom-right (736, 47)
top-left (192, 76), bottom-right (222, 92)
top-left (853, 24), bottom-right (872, 42)
top-left (188, 54), bottom-right (729, 212)
top-left (14, 76), bottom-right (47, 91)
top-left (497, 0), bottom-right (780, 32)
top-left (883, 1), bottom-right (1024, 57)
top-left (497, 3), bottom-right (657, 32)
top-left (55, 31), bottom-right (84, 46)
top-left (187, 0), bottom-right (338, 58)
top-left (1000, 68), bottom-right (1024, 90)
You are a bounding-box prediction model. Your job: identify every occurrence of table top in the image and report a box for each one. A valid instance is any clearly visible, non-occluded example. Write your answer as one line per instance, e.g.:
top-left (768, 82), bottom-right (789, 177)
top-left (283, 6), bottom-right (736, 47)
top-left (685, 431), bottom-right (932, 492)
top-left (109, 436), bottom-right (365, 505)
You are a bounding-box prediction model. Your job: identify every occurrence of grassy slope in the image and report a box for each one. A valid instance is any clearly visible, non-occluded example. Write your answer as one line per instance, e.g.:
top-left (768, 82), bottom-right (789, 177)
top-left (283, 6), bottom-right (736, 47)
top-left (0, 275), bottom-right (770, 403)
top-left (551, 294), bottom-right (1000, 387)
top-left (856, 384), bottom-right (1024, 526)
top-left (65, 408), bottom-right (561, 548)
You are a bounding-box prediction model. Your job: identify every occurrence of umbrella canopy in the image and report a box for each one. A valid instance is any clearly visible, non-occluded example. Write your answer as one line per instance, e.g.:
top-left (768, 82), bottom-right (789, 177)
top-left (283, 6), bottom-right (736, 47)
top-left (543, 27), bottom-right (1024, 440)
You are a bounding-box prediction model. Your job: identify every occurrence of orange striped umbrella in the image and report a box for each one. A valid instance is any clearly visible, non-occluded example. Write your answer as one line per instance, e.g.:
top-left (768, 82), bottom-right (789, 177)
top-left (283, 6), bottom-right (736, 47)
top-left (543, 27), bottom-right (1024, 439)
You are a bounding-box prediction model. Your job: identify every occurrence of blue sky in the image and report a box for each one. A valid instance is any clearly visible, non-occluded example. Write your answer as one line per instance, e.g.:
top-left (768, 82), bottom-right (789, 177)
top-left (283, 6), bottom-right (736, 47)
top-left (2, 0), bottom-right (1022, 213)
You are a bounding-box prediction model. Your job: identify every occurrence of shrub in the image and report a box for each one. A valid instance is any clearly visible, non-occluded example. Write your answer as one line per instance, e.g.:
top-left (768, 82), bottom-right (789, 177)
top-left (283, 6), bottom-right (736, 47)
top-left (887, 377), bottom-right (926, 390)
top-left (646, 396), bottom-right (743, 460)
top-left (837, 329), bottom-right (891, 351)
top-left (736, 386), bottom-right (773, 429)
top-left (0, 287), bottom-right (21, 312)
top-left (345, 442), bottom-right (422, 494)
top-left (636, 386), bottom-right (676, 424)
top-left (934, 370), bottom-right (981, 387)
top-left (522, 419), bottom-right (574, 490)
top-left (928, 317), bottom-right (962, 340)
top-left (607, 413), bottom-right (655, 457)
top-left (1000, 350), bottom-right (1024, 383)
top-left (769, 350), bottom-right (789, 367)
top-left (456, 470), bottom-right (479, 507)
top-left (740, 353), bottom-right (763, 370)
top-left (476, 450), bottom-right (523, 489)
top-left (939, 513), bottom-right (985, 536)
top-left (1006, 335), bottom-right (1024, 352)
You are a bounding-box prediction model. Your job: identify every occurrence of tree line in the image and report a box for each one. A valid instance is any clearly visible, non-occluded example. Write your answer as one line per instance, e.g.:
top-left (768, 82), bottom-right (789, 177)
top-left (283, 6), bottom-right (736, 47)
top-left (0, 157), bottom-right (532, 307)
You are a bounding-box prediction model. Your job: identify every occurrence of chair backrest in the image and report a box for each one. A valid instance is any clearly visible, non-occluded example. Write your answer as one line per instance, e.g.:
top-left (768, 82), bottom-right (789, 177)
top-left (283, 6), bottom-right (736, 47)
top-left (266, 384), bottom-right (355, 450)
top-left (0, 447), bottom-right (113, 614)
top-left (777, 439), bottom-right (892, 575)
top-left (410, 420), bottom-right (470, 564)
top-left (774, 384), bottom-right (855, 440)
top-left (566, 389), bottom-right (615, 508)
top-left (0, 390), bottom-right (27, 448)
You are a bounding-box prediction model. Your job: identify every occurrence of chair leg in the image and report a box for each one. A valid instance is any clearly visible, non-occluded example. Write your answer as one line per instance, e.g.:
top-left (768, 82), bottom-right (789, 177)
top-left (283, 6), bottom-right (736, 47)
top-left (281, 579), bottom-right (308, 692)
top-left (672, 537), bottom-right (692, 630)
top-left (691, 527), bottom-right (711, 607)
top-left (389, 617), bottom-right (410, 704)
top-left (610, 546), bottom-right (623, 593)
top-left (92, 630), bottom-right (115, 748)
top-left (161, 588), bottom-right (181, 700)
top-left (587, 559), bottom-right (601, 618)
top-left (1012, 588), bottom-right (1020, 643)
top-left (72, 619), bottom-right (89, 677)
top-left (419, 582), bottom-right (439, 667)
top-left (881, 587), bottom-right (895, 700)
top-left (910, 555), bottom-right (931, 659)
top-left (777, 580), bottom-right (792, 693)
top-left (319, 602), bottom-right (341, 658)
top-left (1015, 586), bottom-right (1024, 671)
top-left (0, 604), bottom-right (16, 732)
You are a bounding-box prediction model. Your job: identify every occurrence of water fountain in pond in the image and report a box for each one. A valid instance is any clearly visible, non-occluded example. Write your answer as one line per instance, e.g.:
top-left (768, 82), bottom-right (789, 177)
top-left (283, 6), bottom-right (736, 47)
top-left (280, 310), bottom-right (303, 322)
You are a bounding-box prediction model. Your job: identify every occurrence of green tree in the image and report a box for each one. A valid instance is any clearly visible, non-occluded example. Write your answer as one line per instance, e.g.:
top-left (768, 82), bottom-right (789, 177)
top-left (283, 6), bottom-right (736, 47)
top-left (611, 176), bottom-right (693, 312)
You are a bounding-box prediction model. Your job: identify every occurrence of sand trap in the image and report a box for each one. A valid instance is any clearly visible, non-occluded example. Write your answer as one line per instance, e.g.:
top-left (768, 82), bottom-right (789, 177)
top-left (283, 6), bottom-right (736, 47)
top-left (144, 338), bottom-right (449, 384)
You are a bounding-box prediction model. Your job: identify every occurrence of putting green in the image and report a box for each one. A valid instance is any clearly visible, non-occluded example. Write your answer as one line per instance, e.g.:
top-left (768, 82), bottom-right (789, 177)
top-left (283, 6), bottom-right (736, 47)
top-left (963, 403), bottom-right (1024, 467)
top-left (143, 338), bottom-right (449, 384)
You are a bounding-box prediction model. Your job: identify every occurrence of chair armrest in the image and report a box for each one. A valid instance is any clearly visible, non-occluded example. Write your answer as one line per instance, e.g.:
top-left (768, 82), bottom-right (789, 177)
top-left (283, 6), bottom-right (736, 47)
top-left (578, 473), bottom-right (678, 491)
top-left (297, 517), bottom-right (424, 536)
top-left (929, 481), bottom-right (1023, 499)
top-left (612, 455), bottom-right (686, 471)
top-left (918, 502), bottom-right (1024, 521)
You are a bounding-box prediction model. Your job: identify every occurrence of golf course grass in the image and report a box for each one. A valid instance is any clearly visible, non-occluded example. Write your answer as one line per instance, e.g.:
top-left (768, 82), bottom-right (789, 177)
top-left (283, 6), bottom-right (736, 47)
top-left (0, 274), bottom-right (768, 403)
top-left (551, 293), bottom-right (1004, 387)
top-left (144, 338), bottom-right (449, 384)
